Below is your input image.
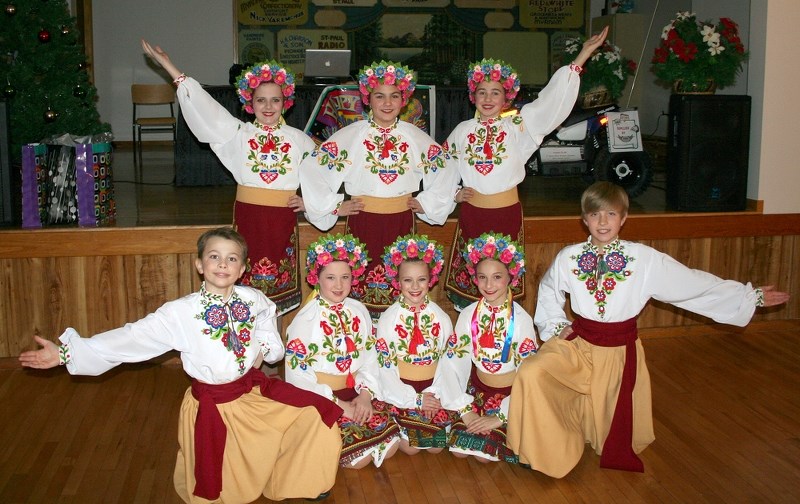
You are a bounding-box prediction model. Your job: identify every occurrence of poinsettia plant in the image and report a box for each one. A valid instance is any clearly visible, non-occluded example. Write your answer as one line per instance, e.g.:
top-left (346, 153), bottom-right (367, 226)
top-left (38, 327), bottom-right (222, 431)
top-left (652, 11), bottom-right (748, 91)
top-left (563, 37), bottom-right (636, 101)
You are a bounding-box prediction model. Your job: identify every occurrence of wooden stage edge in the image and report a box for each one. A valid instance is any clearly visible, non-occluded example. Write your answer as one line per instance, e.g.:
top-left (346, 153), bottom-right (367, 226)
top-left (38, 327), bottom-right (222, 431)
top-left (1, 210), bottom-right (799, 258)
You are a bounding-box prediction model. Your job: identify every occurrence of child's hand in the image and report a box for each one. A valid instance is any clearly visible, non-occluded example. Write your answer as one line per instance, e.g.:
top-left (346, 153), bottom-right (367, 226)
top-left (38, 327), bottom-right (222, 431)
top-left (455, 187), bottom-right (475, 203)
top-left (759, 286), bottom-right (790, 307)
top-left (558, 325), bottom-right (574, 340)
top-left (336, 198), bottom-right (365, 217)
top-left (141, 39), bottom-right (183, 81)
top-left (573, 26), bottom-right (610, 67)
top-left (19, 335), bottom-right (60, 369)
top-left (287, 195), bottom-right (305, 213)
top-left (465, 414), bottom-right (502, 435)
top-left (419, 392), bottom-right (441, 419)
top-left (350, 390), bottom-right (374, 424)
top-left (407, 197), bottom-right (424, 214)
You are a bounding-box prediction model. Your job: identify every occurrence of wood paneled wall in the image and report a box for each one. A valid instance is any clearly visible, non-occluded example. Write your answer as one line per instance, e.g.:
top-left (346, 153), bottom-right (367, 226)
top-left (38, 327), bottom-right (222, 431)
top-left (1, 213), bottom-right (798, 358)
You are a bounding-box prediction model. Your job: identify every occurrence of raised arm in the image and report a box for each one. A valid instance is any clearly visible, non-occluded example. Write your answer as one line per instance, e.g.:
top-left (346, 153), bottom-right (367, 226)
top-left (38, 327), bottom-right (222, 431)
top-left (571, 26), bottom-right (610, 68)
top-left (141, 39), bottom-right (183, 81)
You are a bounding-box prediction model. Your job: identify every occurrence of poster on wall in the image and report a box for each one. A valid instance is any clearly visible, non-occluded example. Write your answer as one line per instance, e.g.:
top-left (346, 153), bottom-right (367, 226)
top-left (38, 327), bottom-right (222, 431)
top-left (549, 30), bottom-right (582, 74)
top-left (238, 29), bottom-right (277, 64)
top-left (454, 0), bottom-right (514, 7)
top-left (277, 29), bottom-right (349, 79)
top-left (237, 0), bottom-right (309, 26)
top-left (312, 0), bottom-right (376, 5)
top-left (519, 0), bottom-right (586, 29)
top-left (483, 32), bottom-right (549, 85)
top-left (382, 0), bottom-right (449, 6)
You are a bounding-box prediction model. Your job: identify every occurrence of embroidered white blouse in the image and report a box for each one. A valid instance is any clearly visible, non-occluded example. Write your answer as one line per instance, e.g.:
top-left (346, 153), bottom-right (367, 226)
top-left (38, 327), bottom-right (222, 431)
top-left (58, 284), bottom-right (283, 383)
top-left (444, 65), bottom-right (580, 194)
top-left (374, 298), bottom-right (468, 411)
top-left (535, 238), bottom-right (764, 341)
top-left (452, 299), bottom-right (538, 417)
top-left (177, 77), bottom-right (316, 189)
top-left (284, 296), bottom-right (383, 401)
top-left (298, 119), bottom-right (459, 230)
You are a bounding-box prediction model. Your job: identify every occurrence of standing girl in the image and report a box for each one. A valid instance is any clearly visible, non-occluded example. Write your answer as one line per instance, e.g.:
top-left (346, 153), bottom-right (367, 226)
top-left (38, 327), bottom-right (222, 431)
top-left (142, 40), bottom-right (314, 314)
top-left (374, 234), bottom-right (465, 454)
top-left (299, 61), bottom-right (459, 315)
top-left (284, 233), bottom-right (401, 469)
top-left (447, 232), bottom-right (538, 463)
top-left (443, 28), bottom-right (609, 310)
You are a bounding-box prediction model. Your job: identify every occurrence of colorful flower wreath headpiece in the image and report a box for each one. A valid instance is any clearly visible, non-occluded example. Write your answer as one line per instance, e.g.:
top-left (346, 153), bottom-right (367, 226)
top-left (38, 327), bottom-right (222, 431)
top-left (358, 60), bottom-right (416, 106)
top-left (467, 58), bottom-right (521, 104)
top-left (236, 61), bottom-right (296, 113)
top-left (463, 232), bottom-right (526, 287)
top-left (305, 233), bottom-right (369, 287)
top-left (382, 234), bottom-right (445, 290)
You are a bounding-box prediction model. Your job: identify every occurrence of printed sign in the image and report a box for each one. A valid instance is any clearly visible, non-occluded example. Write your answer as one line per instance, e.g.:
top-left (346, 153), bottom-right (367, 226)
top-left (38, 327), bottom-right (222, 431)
top-left (237, 0), bottom-right (308, 26)
top-left (312, 0), bottom-right (376, 5)
top-left (607, 111), bottom-right (643, 152)
top-left (519, 0), bottom-right (586, 29)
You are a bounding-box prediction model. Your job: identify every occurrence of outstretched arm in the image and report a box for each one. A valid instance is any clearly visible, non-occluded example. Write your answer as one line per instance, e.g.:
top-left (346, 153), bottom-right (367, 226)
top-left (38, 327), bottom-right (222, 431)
top-left (141, 39), bottom-right (183, 81)
top-left (19, 335), bottom-right (60, 369)
top-left (572, 26), bottom-right (610, 68)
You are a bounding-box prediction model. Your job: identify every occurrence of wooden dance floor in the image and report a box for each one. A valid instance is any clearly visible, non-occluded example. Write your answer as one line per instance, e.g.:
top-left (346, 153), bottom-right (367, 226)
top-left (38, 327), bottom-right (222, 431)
top-left (1, 320), bottom-right (798, 503)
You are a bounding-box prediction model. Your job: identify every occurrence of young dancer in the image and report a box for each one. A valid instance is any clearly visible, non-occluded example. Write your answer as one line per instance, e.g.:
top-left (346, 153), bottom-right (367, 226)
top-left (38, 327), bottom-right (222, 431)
top-left (374, 234), bottom-right (463, 454)
top-left (447, 232), bottom-right (538, 463)
top-left (19, 227), bottom-right (342, 503)
top-left (507, 182), bottom-right (791, 476)
top-left (142, 40), bottom-right (315, 314)
top-left (284, 233), bottom-right (401, 468)
top-left (444, 27), bottom-right (609, 310)
top-left (299, 61), bottom-right (459, 315)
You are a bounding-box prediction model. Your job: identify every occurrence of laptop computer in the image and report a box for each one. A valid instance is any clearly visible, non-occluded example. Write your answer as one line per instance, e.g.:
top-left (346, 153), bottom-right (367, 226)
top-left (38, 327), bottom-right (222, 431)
top-left (304, 49), bottom-right (352, 82)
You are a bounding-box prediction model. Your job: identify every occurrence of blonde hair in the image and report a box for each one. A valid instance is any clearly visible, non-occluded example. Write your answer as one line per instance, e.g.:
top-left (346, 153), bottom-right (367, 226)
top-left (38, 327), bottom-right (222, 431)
top-left (196, 227), bottom-right (248, 260)
top-left (581, 182), bottom-right (629, 215)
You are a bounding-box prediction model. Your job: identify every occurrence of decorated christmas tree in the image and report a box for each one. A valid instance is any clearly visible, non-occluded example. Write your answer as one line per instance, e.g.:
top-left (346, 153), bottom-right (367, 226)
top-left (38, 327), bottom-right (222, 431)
top-left (1, 0), bottom-right (109, 162)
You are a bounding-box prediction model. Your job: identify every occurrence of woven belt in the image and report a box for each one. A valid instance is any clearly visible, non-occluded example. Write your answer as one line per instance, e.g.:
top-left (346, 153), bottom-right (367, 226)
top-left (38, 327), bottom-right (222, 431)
top-left (236, 185), bottom-right (295, 206)
top-left (468, 187), bottom-right (519, 209)
top-left (396, 360), bottom-right (438, 381)
top-left (357, 194), bottom-right (410, 214)
top-left (476, 368), bottom-right (516, 388)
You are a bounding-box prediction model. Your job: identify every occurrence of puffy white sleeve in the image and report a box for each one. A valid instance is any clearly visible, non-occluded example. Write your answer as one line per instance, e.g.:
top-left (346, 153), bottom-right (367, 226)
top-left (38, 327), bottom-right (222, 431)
top-left (252, 291), bottom-right (284, 364)
top-left (644, 248), bottom-right (759, 327)
top-left (441, 308), bottom-right (479, 413)
top-left (412, 135), bottom-right (459, 225)
top-left (533, 247), bottom-right (572, 341)
top-left (59, 304), bottom-right (182, 376)
top-left (176, 77), bottom-right (242, 145)
top-left (298, 131), bottom-right (350, 231)
top-left (519, 65), bottom-right (580, 146)
top-left (284, 305), bottom-right (336, 400)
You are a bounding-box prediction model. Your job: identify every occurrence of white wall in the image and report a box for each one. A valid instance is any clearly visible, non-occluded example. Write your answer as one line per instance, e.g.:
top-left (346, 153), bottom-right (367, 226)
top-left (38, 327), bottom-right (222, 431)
top-left (92, 1), bottom-right (233, 142)
top-left (751, 0), bottom-right (800, 213)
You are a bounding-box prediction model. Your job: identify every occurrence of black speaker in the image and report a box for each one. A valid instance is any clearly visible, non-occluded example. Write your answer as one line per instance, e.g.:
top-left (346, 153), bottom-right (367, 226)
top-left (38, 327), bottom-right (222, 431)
top-left (666, 94), bottom-right (751, 212)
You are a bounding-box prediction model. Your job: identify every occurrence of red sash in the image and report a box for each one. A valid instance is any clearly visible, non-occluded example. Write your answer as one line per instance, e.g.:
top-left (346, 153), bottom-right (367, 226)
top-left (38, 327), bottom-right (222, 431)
top-left (569, 315), bottom-right (644, 473)
top-left (190, 368), bottom-right (343, 500)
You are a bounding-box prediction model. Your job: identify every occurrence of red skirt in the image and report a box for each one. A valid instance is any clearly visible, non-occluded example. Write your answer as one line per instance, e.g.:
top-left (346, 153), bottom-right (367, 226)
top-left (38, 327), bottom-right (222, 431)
top-left (234, 201), bottom-right (301, 315)
top-left (444, 202), bottom-right (524, 310)
top-left (346, 209), bottom-right (414, 314)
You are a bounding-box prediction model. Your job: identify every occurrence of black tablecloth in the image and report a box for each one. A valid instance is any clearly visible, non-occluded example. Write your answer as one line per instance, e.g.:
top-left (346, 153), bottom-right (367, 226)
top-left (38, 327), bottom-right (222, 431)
top-left (175, 85), bottom-right (538, 186)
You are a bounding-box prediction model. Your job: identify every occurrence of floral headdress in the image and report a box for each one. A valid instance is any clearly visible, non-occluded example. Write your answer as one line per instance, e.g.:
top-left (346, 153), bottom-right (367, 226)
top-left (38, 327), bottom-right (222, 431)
top-left (236, 61), bottom-right (296, 113)
top-left (467, 58), bottom-right (521, 104)
top-left (462, 232), bottom-right (526, 287)
top-left (382, 234), bottom-right (445, 290)
top-left (358, 60), bottom-right (416, 106)
top-left (305, 233), bottom-right (369, 287)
